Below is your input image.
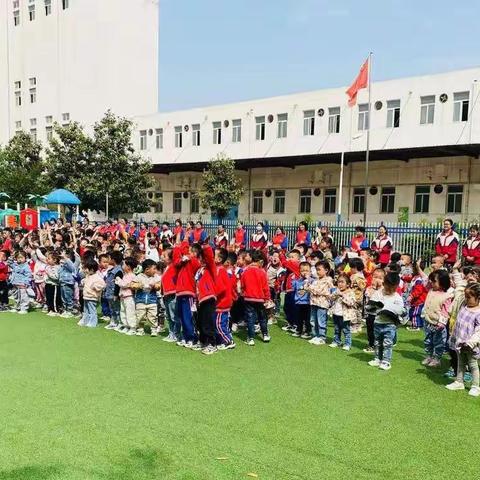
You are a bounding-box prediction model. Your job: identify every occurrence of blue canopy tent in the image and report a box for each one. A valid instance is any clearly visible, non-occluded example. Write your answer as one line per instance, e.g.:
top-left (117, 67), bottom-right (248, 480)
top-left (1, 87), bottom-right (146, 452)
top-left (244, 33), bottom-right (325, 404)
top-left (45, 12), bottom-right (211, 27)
top-left (44, 189), bottom-right (81, 221)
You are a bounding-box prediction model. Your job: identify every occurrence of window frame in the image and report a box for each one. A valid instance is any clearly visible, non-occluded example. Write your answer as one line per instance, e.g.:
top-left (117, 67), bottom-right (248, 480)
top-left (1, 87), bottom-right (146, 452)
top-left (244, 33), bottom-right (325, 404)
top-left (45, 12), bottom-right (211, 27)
top-left (46, 126), bottom-right (53, 141)
top-left (303, 110), bottom-right (315, 136)
top-left (192, 124), bottom-right (200, 147)
top-left (299, 189), bottom-right (312, 214)
top-left (324, 188), bottom-right (337, 214)
top-left (352, 187), bottom-right (365, 214)
top-left (277, 113), bottom-right (288, 138)
top-left (273, 189), bottom-right (286, 214)
top-left (328, 107), bottom-right (341, 134)
top-left (420, 95), bottom-right (435, 125)
top-left (453, 92), bottom-right (469, 122)
top-left (45, 0), bottom-right (52, 15)
top-left (29, 88), bottom-right (36, 104)
top-left (446, 184), bottom-right (463, 214)
top-left (213, 121), bottom-right (222, 145)
top-left (62, 0), bottom-right (69, 9)
top-left (190, 193), bottom-right (200, 214)
top-left (380, 186), bottom-right (396, 214)
top-left (173, 192), bottom-right (182, 214)
top-left (174, 126), bottom-right (183, 148)
top-left (155, 128), bottom-right (164, 149)
top-left (252, 190), bottom-right (263, 214)
top-left (232, 119), bottom-right (241, 143)
top-left (386, 99), bottom-right (400, 128)
top-left (255, 116), bottom-right (265, 141)
top-left (28, 4), bottom-right (35, 21)
top-left (357, 103), bottom-right (370, 131)
top-left (414, 185), bottom-right (430, 214)
top-left (139, 130), bottom-right (147, 150)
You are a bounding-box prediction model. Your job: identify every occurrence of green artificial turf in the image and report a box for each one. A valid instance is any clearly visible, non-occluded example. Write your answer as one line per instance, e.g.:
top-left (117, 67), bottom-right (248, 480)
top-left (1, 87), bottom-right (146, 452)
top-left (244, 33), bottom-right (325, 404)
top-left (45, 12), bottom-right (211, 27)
top-left (0, 312), bottom-right (479, 480)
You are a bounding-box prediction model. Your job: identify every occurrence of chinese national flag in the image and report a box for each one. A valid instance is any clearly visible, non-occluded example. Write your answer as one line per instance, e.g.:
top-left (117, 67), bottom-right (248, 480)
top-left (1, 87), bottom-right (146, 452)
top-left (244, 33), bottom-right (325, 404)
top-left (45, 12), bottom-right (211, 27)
top-left (346, 58), bottom-right (369, 107)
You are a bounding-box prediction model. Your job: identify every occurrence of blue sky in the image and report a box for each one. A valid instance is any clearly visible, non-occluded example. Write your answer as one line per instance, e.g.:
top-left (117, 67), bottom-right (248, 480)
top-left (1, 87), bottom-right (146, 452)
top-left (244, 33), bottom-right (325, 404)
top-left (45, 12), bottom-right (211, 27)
top-left (159, 0), bottom-right (479, 112)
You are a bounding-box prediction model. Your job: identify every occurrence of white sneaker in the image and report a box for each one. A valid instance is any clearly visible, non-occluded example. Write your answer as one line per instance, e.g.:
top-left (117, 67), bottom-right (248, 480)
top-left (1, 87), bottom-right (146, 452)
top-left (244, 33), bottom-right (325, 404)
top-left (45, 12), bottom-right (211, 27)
top-left (342, 345), bottom-right (351, 351)
top-left (291, 332), bottom-right (300, 338)
top-left (113, 325), bottom-right (123, 332)
top-left (9, 309), bottom-right (18, 313)
top-left (135, 329), bottom-right (145, 336)
top-left (61, 311), bottom-right (73, 318)
top-left (308, 337), bottom-right (319, 344)
top-left (176, 339), bottom-right (186, 347)
top-left (231, 323), bottom-right (238, 333)
top-left (217, 343), bottom-right (228, 351)
top-left (379, 361), bottom-right (391, 371)
top-left (254, 325), bottom-right (260, 333)
top-left (191, 343), bottom-right (203, 351)
top-left (150, 329), bottom-right (158, 337)
top-left (245, 338), bottom-right (255, 346)
top-left (184, 341), bottom-right (194, 349)
top-left (445, 381), bottom-right (465, 391)
top-left (368, 358), bottom-right (381, 367)
top-left (262, 334), bottom-right (271, 343)
top-left (47, 311), bottom-right (58, 317)
top-left (202, 345), bottom-right (217, 355)
top-left (329, 342), bottom-right (340, 348)
top-left (101, 316), bottom-right (111, 322)
top-left (317, 338), bottom-right (326, 345)
top-left (163, 334), bottom-right (177, 343)
top-left (300, 333), bottom-right (312, 339)
top-left (125, 329), bottom-right (137, 336)
top-left (104, 322), bottom-right (117, 330)
top-left (469, 386), bottom-right (480, 397)
top-left (18, 310), bottom-right (28, 315)
top-left (225, 342), bottom-right (236, 350)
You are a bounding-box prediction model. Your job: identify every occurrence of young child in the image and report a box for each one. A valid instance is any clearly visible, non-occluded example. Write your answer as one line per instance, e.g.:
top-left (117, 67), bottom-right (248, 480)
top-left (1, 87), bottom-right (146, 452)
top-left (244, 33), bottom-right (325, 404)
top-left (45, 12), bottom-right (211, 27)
top-left (364, 268), bottom-right (385, 353)
top-left (281, 249), bottom-right (301, 333)
top-left (446, 282), bottom-right (480, 397)
top-left (348, 257), bottom-right (367, 333)
top-left (240, 249), bottom-right (271, 346)
top-left (32, 247), bottom-right (47, 309)
top-left (160, 248), bottom-right (179, 342)
top-left (43, 251), bottom-right (62, 316)
top-left (422, 270), bottom-right (453, 368)
top-left (104, 251), bottom-right (124, 330)
top-left (329, 274), bottom-right (357, 350)
top-left (230, 251), bottom-right (245, 333)
top-left (79, 258), bottom-right (106, 328)
top-left (292, 262), bottom-right (312, 339)
top-left (406, 259), bottom-right (428, 331)
top-left (305, 260), bottom-right (333, 345)
top-left (59, 249), bottom-right (80, 318)
top-left (0, 250), bottom-right (9, 310)
top-left (10, 251), bottom-right (32, 314)
top-left (115, 257), bottom-right (138, 335)
top-left (132, 259), bottom-right (162, 336)
top-left (368, 272), bottom-right (406, 370)
top-left (98, 253), bottom-right (112, 322)
top-left (266, 251), bottom-right (284, 321)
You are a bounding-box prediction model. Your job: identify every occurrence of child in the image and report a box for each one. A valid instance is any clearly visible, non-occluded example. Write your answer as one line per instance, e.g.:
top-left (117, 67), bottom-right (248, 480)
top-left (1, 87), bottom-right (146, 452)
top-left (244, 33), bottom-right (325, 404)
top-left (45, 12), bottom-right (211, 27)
top-left (305, 260), bottom-right (333, 345)
top-left (10, 251), bottom-right (32, 314)
top-left (115, 257), bottom-right (138, 335)
top-left (240, 249), bottom-right (271, 346)
top-left (0, 250), bottom-right (9, 310)
top-left (406, 260), bottom-right (427, 331)
top-left (368, 272), bottom-right (406, 370)
top-left (43, 251), bottom-right (62, 316)
top-left (446, 282), bottom-right (480, 397)
top-left (364, 268), bottom-right (385, 353)
top-left (266, 251), bottom-right (284, 321)
top-left (160, 248), bottom-right (179, 342)
top-left (32, 247), bottom-right (47, 308)
top-left (98, 253), bottom-right (111, 321)
top-left (292, 262), bottom-right (312, 339)
top-left (59, 249), bottom-right (80, 318)
top-left (422, 270), bottom-right (453, 368)
top-left (79, 258), bottom-right (106, 328)
top-left (132, 259), bottom-right (162, 336)
top-left (230, 251), bottom-right (245, 333)
top-left (281, 249), bottom-right (301, 332)
top-left (329, 274), bottom-right (357, 350)
top-left (104, 251), bottom-right (123, 330)
top-left (348, 257), bottom-right (367, 333)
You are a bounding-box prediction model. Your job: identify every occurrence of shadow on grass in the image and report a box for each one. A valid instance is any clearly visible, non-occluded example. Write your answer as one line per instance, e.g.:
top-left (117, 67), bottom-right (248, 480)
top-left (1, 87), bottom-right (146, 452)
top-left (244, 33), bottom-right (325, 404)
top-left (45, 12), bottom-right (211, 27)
top-left (414, 366), bottom-right (449, 386)
top-left (0, 465), bottom-right (63, 480)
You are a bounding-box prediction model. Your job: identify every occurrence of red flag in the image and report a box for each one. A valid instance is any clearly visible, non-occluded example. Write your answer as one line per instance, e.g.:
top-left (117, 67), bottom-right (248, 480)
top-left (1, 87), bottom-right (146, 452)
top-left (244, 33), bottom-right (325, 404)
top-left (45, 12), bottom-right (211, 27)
top-left (346, 58), bottom-right (369, 107)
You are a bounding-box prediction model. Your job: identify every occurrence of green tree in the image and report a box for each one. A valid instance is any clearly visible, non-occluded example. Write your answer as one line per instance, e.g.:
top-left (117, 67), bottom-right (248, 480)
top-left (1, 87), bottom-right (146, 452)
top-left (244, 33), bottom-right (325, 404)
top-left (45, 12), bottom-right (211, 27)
top-left (45, 111), bottom-right (153, 215)
top-left (199, 154), bottom-right (244, 218)
top-left (0, 132), bottom-right (48, 205)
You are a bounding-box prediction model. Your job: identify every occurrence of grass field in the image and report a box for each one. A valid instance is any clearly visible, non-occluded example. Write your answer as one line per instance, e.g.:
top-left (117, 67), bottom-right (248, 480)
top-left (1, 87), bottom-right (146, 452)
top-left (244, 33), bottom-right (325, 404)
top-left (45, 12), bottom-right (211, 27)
top-left (0, 312), bottom-right (479, 480)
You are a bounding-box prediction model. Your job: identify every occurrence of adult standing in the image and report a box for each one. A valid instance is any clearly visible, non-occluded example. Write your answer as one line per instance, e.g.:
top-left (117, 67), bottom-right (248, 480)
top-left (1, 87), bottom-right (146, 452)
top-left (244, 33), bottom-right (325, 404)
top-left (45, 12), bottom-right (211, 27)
top-left (295, 221), bottom-right (311, 247)
top-left (173, 219), bottom-right (185, 242)
top-left (435, 218), bottom-right (459, 268)
top-left (214, 224), bottom-right (229, 249)
top-left (189, 221), bottom-right (208, 245)
top-left (232, 221), bottom-right (248, 252)
top-left (250, 222), bottom-right (268, 251)
top-left (462, 225), bottom-right (480, 266)
top-left (371, 225), bottom-right (393, 267)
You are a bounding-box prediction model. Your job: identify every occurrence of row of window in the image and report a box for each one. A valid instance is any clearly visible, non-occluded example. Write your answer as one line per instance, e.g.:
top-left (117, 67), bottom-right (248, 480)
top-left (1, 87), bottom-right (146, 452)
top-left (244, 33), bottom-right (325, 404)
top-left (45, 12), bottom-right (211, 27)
top-left (14, 77), bottom-right (37, 106)
top-left (140, 91), bottom-right (470, 150)
top-left (250, 185), bottom-right (465, 215)
top-left (13, 0), bottom-right (69, 25)
top-left (15, 113), bottom-right (70, 141)
top-left (148, 192), bottom-right (200, 215)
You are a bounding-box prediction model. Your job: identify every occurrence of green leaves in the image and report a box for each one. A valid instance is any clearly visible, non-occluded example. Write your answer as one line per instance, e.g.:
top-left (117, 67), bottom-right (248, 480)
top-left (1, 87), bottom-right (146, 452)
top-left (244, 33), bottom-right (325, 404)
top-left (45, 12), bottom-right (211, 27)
top-left (200, 154), bottom-right (244, 219)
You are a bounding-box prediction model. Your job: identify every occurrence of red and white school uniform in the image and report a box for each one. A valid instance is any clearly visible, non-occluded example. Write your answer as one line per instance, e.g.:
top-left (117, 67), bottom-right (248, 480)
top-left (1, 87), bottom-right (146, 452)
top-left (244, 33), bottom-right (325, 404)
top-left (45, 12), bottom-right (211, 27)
top-left (462, 235), bottom-right (480, 265)
top-left (435, 230), bottom-right (459, 265)
top-left (371, 234), bottom-right (393, 266)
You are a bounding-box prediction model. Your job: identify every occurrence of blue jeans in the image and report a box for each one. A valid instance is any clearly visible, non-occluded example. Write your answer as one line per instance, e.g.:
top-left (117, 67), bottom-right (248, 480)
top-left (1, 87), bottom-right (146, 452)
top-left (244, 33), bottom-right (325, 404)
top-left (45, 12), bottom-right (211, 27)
top-left (374, 322), bottom-right (397, 363)
top-left (283, 291), bottom-right (295, 326)
top-left (101, 297), bottom-right (111, 317)
top-left (83, 300), bottom-right (98, 327)
top-left (245, 301), bottom-right (268, 339)
top-left (164, 294), bottom-right (180, 338)
top-left (175, 296), bottom-right (197, 343)
top-left (424, 323), bottom-right (447, 359)
top-left (310, 306), bottom-right (328, 339)
top-left (107, 298), bottom-right (120, 323)
top-left (333, 314), bottom-right (351, 347)
top-left (61, 284), bottom-right (74, 312)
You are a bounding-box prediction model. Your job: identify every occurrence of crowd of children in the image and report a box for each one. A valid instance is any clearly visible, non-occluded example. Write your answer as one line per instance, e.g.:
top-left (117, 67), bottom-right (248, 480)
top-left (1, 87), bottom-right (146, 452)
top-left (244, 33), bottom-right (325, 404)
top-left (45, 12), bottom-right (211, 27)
top-left (1, 218), bottom-right (480, 396)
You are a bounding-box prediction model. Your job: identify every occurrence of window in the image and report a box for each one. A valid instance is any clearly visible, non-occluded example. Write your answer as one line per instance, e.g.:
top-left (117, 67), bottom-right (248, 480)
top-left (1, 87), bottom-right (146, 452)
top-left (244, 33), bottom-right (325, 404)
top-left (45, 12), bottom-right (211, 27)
top-left (15, 91), bottom-right (21, 107)
top-left (303, 110), bottom-right (315, 136)
top-left (192, 124), bottom-right (200, 146)
top-left (252, 190), bottom-right (263, 214)
top-left (386, 99), bottom-right (400, 128)
top-left (174, 126), bottom-right (182, 148)
top-left (358, 103), bottom-right (370, 131)
top-left (453, 91), bottom-right (469, 122)
top-left (255, 116), bottom-right (265, 141)
top-left (29, 77), bottom-right (36, 86)
top-left (46, 126), bottom-right (53, 141)
top-left (62, 0), bottom-right (69, 9)
top-left (62, 112), bottom-right (70, 122)
top-left (324, 188), bottom-right (337, 214)
top-left (13, 0), bottom-right (19, 7)
top-left (14, 80), bottom-right (21, 89)
top-left (173, 192), bottom-right (182, 214)
top-left (213, 121), bottom-right (221, 145)
top-left (277, 113), bottom-right (288, 138)
top-left (139, 130), bottom-right (147, 150)
top-left (155, 128), bottom-right (163, 149)
top-left (45, 0), bottom-right (52, 15)
top-left (447, 185), bottom-right (463, 214)
top-left (29, 4), bottom-right (35, 21)
top-left (353, 187), bottom-right (365, 214)
top-left (232, 119), bottom-right (241, 143)
top-left (380, 187), bottom-right (396, 214)
top-left (29, 88), bottom-right (36, 103)
top-left (190, 194), bottom-right (199, 214)
top-left (414, 185), bottom-right (430, 214)
top-left (13, 9), bottom-right (20, 26)
top-left (328, 107), bottom-right (341, 134)
top-left (420, 95), bottom-right (435, 124)
top-left (30, 118), bottom-right (37, 127)
top-left (274, 190), bottom-right (285, 214)
top-left (30, 129), bottom-right (37, 141)
top-left (152, 192), bottom-right (163, 213)
top-left (45, 115), bottom-right (53, 124)
top-left (15, 121), bottom-right (22, 129)
top-left (299, 189), bottom-right (312, 214)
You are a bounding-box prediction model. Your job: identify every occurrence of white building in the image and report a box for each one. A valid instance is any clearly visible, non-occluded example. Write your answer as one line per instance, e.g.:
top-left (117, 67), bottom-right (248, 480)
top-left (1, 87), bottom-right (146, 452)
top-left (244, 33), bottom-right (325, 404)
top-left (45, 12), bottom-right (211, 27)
top-left (133, 67), bottom-right (480, 223)
top-left (0, 0), bottom-right (158, 144)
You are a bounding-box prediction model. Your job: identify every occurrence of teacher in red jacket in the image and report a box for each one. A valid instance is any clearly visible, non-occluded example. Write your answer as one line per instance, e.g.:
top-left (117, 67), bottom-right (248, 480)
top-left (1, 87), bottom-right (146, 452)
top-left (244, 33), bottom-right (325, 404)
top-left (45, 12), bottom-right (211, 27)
top-left (435, 218), bottom-right (459, 267)
top-left (371, 225), bottom-right (393, 267)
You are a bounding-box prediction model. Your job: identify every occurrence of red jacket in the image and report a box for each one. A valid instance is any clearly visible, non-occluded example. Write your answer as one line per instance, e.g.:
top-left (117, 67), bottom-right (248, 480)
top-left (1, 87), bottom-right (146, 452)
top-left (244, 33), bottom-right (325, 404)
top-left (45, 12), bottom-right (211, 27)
top-left (409, 277), bottom-right (428, 307)
top-left (0, 261), bottom-right (8, 282)
top-left (281, 256), bottom-right (300, 292)
top-left (161, 264), bottom-right (177, 296)
top-left (195, 245), bottom-right (217, 304)
top-left (241, 264), bottom-right (271, 303)
top-left (435, 231), bottom-right (459, 264)
top-left (462, 236), bottom-right (480, 265)
top-left (215, 265), bottom-right (232, 311)
top-left (371, 235), bottom-right (393, 265)
top-left (234, 228), bottom-right (247, 250)
top-left (173, 241), bottom-right (200, 297)
top-left (226, 267), bottom-right (238, 302)
top-left (250, 232), bottom-right (268, 251)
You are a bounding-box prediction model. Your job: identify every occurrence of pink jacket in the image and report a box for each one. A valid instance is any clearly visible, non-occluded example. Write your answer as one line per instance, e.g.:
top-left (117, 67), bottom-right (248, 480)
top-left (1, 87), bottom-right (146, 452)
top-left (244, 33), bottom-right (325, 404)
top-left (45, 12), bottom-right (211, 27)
top-left (115, 272), bottom-right (136, 298)
top-left (83, 272), bottom-right (106, 301)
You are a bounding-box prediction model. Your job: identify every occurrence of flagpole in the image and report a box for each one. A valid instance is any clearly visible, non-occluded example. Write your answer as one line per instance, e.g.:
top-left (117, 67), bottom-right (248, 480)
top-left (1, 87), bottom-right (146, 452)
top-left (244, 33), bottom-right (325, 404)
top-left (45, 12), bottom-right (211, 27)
top-left (337, 150), bottom-right (344, 222)
top-left (363, 52), bottom-right (372, 226)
